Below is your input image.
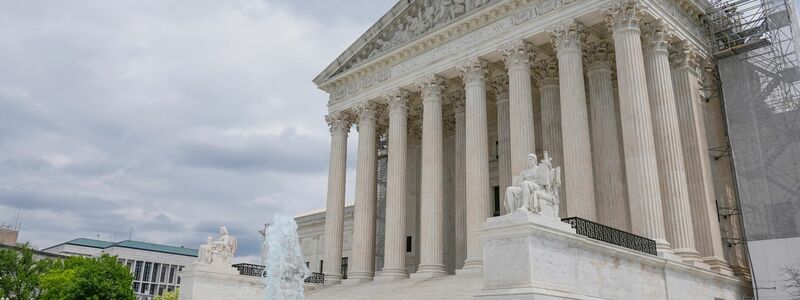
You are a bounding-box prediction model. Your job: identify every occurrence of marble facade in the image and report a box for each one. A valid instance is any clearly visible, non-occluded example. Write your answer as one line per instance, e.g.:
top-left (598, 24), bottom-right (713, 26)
top-left (314, 0), bottom-right (749, 287)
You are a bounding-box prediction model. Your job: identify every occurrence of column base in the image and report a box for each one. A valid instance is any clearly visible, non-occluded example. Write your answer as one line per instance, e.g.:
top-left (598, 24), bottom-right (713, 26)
top-left (704, 256), bottom-right (734, 276)
top-left (657, 248), bottom-right (683, 262)
top-left (323, 273), bottom-right (343, 286)
top-left (673, 249), bottom-right (709, 269)
top-left (455, 259), bottom-right (483, 276)
top-left (342, 271), bottom-right (374, 285)
top-left (411, 264), bottom-right (447, 280)
top-left (375, 268), bottom-right (408, 281)
top-left (654, 238), bottom-right (672, 253)
top-left (732, 266), bottom-right (753, 281)
top-left (461, 258), bottom-right (483, 270)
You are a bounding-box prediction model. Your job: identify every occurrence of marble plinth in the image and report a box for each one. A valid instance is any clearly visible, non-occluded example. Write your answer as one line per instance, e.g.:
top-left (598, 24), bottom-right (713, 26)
top-left (477, 210), bottom-right (751, 299)
top-left (178, 264), bottom-right (264, 300)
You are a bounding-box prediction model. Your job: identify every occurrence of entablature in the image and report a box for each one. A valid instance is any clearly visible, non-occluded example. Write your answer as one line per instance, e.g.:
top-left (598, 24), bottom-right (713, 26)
top-left (319, 0), bottom-right (711, 113)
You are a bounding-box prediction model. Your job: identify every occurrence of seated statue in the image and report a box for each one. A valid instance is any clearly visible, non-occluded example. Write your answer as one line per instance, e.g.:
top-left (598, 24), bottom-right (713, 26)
top-left (197, 226), bottom-right (238, 267)
top-left (505, 152), bottom-right (562, 219)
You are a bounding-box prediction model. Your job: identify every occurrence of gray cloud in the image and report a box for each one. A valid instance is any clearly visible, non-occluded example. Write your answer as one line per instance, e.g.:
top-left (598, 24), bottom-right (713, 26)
top-left (0, 0), bottom-right (395, 262)
top-left (173, 127), bottom-right (330, 174)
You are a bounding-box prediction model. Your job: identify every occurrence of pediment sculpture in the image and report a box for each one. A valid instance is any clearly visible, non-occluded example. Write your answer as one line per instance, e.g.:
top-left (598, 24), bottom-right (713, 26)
top-left (198, 226), bottom-right (238, 267)
top-left (338, 0), bottom-right (495, 74)
top-left (505, 152), bottom-right (562, 219)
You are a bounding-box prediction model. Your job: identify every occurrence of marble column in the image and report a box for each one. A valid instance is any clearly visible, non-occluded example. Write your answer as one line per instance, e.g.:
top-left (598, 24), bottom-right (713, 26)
top-left (500, 40), bottom-right (536, 176)
top-left (414, 75), bottom-right (447, 278)
top-left (670, 42), bottom-right (730, 272)
top-left (642, 22), bottom-right (698, 260)
top-left (491, 73), bottom-right (512, 214)
top-left (534, 58), bottom-right (566, 217)
top-left (550, 21), bottom-right (596, 220)
top-left (605, 2), bottom-right (670, 251)
top-left (584, 41), bottom-right (631, 231)
top-left (452, 91), bottom-right (467, 270)
top-left (458, 58), bottom-right (491, 272)
top-left (378, 90), bottom-right (410, 280)
top-left (346, 102), bottom-right (379, 283)
top-left (322, 111), bottom-right (351, 285)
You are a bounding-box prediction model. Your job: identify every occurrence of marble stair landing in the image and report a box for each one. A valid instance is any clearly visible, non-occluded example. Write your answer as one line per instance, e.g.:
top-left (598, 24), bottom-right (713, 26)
top-left (306, 272), bottom-right (483, 300)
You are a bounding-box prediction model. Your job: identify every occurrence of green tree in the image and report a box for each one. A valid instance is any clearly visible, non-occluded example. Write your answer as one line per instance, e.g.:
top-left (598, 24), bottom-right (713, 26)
top-left (0, 244), bottom-right (54, 300)
top-left (154, 289), bottom-right (178, 300)
top-left (39, 254), bottom-right (135, 300)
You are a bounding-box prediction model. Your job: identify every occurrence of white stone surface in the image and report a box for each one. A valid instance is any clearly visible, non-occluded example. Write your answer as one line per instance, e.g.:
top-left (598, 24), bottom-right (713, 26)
top-left (500, 39), bottom-right (537, 178)
top-left (415, 75), bottom-right (447, 276)
top-left (347, 103), bottom-right (379, 283)
top-left (606, 1), bottom-right (671, 252)
top-left (459, 57), bottom-right (492, 272)
top-left (307, 272), bottom-right (484, 300)
top-left (322, 111), bottom-right (351, 284)
top-left (380, 89), bottom-right (410, 280)
top-left (478, 210), bottom-right (751, 300)
top-left (550, 21), bottom-right (596, 221)
top-left (670, 42), bottom-right (730, 273)
top-left (642, 21), bottom-right (699, 262)
top-left (178, 264), bottom-right (264, 300)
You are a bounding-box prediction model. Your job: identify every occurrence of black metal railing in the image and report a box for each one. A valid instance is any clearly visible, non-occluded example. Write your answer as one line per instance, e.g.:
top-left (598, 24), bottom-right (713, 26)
top-left (304, 272), bottom-right (325, 284)
top-left (232, 263), bottom-right (265, 277)
top-left (232, 263), bottom-right (325, 284)
top-left (561, 217), bottom-right (657, 255)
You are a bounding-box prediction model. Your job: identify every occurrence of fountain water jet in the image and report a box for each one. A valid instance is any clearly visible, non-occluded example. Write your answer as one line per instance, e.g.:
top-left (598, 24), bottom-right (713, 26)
top-left (263, 215), bottom-right (311, 300)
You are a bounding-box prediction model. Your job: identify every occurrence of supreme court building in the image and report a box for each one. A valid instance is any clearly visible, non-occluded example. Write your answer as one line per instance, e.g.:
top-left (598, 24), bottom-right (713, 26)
top-left (312, 0), bottom-right (753, 290)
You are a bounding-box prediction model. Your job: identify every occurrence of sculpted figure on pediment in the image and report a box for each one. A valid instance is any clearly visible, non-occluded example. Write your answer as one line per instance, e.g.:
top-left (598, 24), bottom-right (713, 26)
top-left (341, 0), bottom-right (486, 70)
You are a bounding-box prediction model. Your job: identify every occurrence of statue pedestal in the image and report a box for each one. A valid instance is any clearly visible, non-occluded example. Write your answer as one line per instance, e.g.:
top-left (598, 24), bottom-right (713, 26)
top-left (477, 210), bottom-right (750, 299)
top-left (178, 264), bottom-right (264, 300)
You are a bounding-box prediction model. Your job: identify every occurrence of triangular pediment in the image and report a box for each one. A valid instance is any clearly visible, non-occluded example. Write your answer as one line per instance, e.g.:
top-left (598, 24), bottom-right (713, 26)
top-left (314, 0), bottom-right (497, 86)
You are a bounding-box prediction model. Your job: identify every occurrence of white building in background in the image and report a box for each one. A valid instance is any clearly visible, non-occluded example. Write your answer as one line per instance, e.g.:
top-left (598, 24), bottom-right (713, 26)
top-left (43, 238), bottom-right (198, 300)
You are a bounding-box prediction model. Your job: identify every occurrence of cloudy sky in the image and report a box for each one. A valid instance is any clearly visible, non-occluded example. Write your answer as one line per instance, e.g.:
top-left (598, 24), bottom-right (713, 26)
top-left (0, 0), bottom-right (394, 263)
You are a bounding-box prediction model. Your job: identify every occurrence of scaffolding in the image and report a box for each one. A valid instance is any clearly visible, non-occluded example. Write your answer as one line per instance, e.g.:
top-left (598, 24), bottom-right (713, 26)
top-left (703, 0), bottom-right (800, 297)
top-left (704, 0), bottom-right (800, 237)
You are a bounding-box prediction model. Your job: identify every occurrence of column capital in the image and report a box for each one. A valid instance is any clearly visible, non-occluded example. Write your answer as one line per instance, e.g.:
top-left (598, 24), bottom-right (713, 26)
top-left (354, 101), bottom-right (378, 125)
top-left (643, 20), bottom-right (675, 55)
top-left (490, 72), bottom-right (510, 101)
top-left (416, 75), bottom-right (446, 103)
top-left (604, 0), bottom-right (646, 33)
top-left (458, 57), bottom-right (489, 86)
top-left (500, 40), bottom-right (534, 70)
top-left (325, 111), bottom-right (352, 136)
top-left (385, 89), bottom-right (410, 114)
top-left (583, 41), bottom-right (615, 73)
top-left (533, 57), bottom-right (559, 88)
top-left (449, 90), bottom-right (466, 114)
top-left (670, 40), bottom-right (702, 73)
top-left (549, 21), bottom-right (586, 53)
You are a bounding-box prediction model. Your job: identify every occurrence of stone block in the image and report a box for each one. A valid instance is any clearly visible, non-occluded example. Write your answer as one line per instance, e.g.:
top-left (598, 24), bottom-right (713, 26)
top-left (477, 210), bottom-right (751, 299)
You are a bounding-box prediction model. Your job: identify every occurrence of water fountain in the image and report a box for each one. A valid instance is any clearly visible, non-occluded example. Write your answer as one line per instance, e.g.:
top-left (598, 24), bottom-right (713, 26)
top-left (262, 215), bottom-right (311, 300)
